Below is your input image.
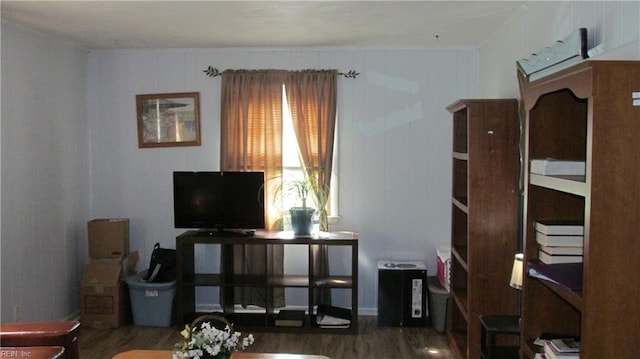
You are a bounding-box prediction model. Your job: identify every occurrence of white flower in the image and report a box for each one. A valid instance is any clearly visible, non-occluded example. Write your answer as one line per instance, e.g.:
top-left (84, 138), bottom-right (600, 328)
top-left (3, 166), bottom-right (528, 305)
top-left (174, 320), bottom-right (254, 358)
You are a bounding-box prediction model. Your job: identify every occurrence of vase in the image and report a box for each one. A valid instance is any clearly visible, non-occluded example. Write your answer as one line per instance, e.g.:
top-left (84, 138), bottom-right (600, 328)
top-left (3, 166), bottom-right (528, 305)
top-left (201, 353), bottom-right (230, 359)
top-left (289, 207), bottom-right (315, 236)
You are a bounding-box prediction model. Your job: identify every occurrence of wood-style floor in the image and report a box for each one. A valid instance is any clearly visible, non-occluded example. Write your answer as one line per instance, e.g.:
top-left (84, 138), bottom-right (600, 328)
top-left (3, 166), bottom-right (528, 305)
top-left (79, 316), bottom-right (454, 359)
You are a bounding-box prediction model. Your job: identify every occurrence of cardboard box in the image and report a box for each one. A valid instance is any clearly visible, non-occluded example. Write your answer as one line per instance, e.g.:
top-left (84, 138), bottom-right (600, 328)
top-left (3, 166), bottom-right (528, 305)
top-left (90, 251), bottom-right (139, 280)
top-left (81, 262), bottom-right (132, 328)
top-left (88, 218), bottom-right (129, 259)
top-left (83, 218), bottom-right (136, 328)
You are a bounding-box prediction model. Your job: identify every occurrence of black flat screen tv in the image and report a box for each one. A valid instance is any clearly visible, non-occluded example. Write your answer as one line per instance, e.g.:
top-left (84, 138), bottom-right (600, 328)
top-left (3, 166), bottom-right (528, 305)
top-left (173, 171), bottom-right (265, 232)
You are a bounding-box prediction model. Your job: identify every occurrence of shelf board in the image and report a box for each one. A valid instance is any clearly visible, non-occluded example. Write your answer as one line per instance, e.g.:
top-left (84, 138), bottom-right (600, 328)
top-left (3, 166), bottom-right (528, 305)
top-left (451, 246), bottom-right (468, 270)
top-left (536, 277), bottom-right (583, 311)
top-left (182, 273), bottom-right (222, 286)
top-left (529, 173), bottom-right (587, 197)
top-left (181, 311), bottom-right (357, 334)
top-left (451, 289), bottom-right (469, 322)
top-left (184, 275), bottom-right (355, 288)
top-left (268, 275), bottom-right (309, 287)
top-left (452, 197), bottom-right (468, 212)
top-left (453, 152), bottom-right (468, 161)
top-left (186, 274), bottom-right (334, 288)
top-left (310, 276), bottom-right (353, 288)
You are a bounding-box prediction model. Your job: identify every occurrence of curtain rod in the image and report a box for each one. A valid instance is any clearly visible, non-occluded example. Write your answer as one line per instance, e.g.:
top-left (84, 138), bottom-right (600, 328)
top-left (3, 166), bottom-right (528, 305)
top-left (203, 66), bottom-right (359, 79)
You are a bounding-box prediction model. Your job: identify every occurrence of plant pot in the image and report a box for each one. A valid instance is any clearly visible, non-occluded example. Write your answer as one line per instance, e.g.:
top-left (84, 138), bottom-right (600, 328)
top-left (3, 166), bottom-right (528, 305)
top-left (289, 207), bottom-right (315, 236)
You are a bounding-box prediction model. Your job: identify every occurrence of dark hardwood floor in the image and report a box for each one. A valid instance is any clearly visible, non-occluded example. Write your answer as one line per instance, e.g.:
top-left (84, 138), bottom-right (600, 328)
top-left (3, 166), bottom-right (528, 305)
top-left (79, 316), bottom-right (454, 359)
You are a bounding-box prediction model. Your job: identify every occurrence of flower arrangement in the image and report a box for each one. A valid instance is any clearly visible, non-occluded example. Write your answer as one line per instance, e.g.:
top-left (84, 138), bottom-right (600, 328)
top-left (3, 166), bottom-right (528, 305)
top-left (173, 320), bottom-right (254, 359)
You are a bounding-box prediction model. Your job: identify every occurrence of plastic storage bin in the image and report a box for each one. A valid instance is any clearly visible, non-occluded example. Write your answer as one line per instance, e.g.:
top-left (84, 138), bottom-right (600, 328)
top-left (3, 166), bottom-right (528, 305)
top-left (126, 270), bottom-right (176, 327)
top-left (427, 276), bottom-right (449, 333)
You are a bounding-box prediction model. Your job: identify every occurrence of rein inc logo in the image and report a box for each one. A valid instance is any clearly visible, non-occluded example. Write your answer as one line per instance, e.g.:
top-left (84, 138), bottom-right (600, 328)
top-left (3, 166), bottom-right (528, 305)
top-left (1, 349), bottom-right (47, 357)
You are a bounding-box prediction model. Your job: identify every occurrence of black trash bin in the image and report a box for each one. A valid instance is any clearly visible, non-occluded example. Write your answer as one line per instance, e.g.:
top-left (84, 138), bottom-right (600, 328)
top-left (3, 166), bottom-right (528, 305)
top-left (377, 260), bottom-right (428, 327)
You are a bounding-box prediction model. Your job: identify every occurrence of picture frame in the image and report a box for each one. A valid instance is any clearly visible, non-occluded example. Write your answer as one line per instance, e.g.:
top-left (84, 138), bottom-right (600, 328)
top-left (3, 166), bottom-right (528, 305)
top-left (136, 92), bottom-right (201, 148)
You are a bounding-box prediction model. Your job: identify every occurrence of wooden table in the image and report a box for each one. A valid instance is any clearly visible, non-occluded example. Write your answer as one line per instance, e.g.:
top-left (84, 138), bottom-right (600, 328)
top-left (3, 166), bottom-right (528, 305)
top-left (112, 351), bottom-right (330, 359)
top-left (112, 350), bottom-right (172, 359)
top-left (0, 321), bottom-right (80, 359)
top-left (231, 353), bottom-right (331, 359)
top-left (0, 346), bottom-right (65, 359)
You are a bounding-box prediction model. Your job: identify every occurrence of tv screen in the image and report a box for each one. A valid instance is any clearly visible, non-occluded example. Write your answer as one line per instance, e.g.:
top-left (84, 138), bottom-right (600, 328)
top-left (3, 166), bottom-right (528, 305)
top-left (173, 171), bottom-right (265, 231)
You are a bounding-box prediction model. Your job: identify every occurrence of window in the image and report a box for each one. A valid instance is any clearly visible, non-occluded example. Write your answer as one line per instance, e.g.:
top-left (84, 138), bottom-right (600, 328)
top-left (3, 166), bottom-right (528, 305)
top-left (281, 86), bottom-right (338, 228)
top-left (220, 70), bottom-right (338, 232)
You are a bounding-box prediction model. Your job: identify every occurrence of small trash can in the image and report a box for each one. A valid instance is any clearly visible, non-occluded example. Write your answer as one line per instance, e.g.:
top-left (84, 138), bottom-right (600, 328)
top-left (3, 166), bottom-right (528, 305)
top-left (126, 270), bottom-right (176, 327)
top-left (427, 276), bottom-right (449, 333)
top-left (378, 261), bottom-right (428, 327)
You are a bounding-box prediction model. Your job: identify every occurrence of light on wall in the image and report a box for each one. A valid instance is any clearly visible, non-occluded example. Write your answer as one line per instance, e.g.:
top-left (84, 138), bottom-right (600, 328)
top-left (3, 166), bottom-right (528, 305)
top-left (510, 253), bottom-right (524, 290)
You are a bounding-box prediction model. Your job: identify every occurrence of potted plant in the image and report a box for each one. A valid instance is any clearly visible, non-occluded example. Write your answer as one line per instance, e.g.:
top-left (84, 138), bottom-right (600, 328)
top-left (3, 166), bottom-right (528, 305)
top-left (269, 167), bottom-right (330, 237)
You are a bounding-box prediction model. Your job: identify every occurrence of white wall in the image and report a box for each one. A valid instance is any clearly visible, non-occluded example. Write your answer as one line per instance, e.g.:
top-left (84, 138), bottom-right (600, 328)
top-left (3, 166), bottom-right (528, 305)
top-left (2, 1), bottom-right (637, 321)
top-left (87, 48), bottom-right (477, 313)
top-left (478, 1), bottom-right (640, 97)
top-left (1, 22), bottom-right (89, 322)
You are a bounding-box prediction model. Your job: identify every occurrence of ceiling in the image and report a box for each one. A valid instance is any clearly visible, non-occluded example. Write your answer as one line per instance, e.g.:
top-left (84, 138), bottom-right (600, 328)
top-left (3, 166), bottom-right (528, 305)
top-left (1, 1), bottom-right (528, 49)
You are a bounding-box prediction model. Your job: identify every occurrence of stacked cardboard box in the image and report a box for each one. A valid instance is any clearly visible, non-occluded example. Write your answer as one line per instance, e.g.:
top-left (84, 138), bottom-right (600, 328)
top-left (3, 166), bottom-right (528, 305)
top-left (80, 218), bottom-right (138, 328)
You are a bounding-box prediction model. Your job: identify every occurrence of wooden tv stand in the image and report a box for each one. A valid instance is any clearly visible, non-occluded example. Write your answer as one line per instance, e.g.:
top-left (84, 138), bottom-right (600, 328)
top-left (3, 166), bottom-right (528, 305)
top-left (175, 230), bottom-right (358, 334)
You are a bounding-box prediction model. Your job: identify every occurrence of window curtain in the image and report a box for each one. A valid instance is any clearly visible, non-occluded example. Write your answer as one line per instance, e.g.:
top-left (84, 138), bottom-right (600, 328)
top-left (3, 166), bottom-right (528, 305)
top-left (285, 70), bottom-right (338, 306)
top-left (220, 70), bottom-right (286, 308)
top-left (285, 70), bottom-right (337, 230)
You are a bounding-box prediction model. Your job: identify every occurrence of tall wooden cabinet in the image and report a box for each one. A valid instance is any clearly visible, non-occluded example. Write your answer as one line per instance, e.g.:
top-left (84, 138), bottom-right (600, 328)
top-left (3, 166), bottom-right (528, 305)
top-left (519, 61), bottom-right (640, 358)
top-left (446, 99), bottom-right (520, 359)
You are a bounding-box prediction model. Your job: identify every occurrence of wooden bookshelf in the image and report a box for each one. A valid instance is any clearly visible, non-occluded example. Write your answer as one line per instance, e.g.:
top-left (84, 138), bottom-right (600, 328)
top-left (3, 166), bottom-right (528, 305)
top-left (175, 230), bottom-right (358, 334)
top-left (519, 60), bottom-right (640, 358)
top-left (446, 99), bottom-right (520, 358)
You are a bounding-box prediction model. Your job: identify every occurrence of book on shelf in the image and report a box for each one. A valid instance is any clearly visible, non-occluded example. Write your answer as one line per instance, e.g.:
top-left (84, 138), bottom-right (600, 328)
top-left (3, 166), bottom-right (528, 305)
top-left (275, 309), bottom-right (305, 327)
top-left (550, 338), bottom-right (580, 353)
top-left (530, 158), bottom-right (585, 176)
top-left (534, 333), bottom-right (581, 348)
top-left (316, 304), bottom-right (351, 328)
top-left (535, 231), bottom-right (583, 247)
top-left (528, 262), bottom-right (583, 291)
top-left (539, 245), bottom-right (583, 255)
top-left (535, 221), bottom-right (584, 236)
top-left (538, 250), bottom-right (583, 264)
top-left (544, 341), bottom-right (580, 359)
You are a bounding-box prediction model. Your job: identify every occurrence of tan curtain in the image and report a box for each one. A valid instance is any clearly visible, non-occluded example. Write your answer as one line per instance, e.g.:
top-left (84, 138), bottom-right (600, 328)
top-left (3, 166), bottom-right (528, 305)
top-left (284, 70), bottom-right (337, 231)
top-left (220, 70), bottom-right (285, 308)
top-left (285, 70), bottom-right (338, 306)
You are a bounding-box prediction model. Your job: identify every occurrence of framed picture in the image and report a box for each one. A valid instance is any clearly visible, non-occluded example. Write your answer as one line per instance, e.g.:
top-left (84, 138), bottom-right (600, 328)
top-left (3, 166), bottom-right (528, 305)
top-left (136, 92), bottom-right (201, 148)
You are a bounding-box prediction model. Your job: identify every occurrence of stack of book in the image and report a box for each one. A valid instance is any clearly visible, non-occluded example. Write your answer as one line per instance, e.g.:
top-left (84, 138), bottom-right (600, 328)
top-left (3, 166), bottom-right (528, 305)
top-left (275, 309), bottom-right (305, 327)
top-left (543, 338), bottom-right (580, 359)
top-left (535, 221), bottom-right (584, 264)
